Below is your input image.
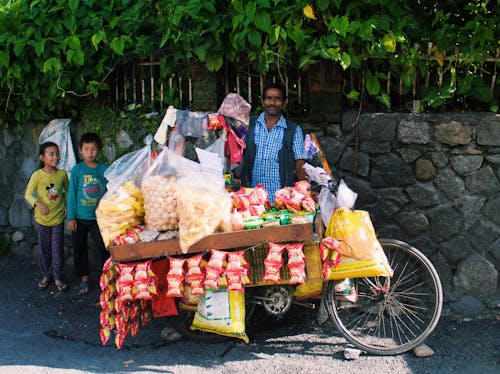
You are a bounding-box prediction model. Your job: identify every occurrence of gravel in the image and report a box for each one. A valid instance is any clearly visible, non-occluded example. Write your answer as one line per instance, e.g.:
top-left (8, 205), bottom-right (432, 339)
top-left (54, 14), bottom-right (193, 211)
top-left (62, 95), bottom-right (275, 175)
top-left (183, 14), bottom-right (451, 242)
top-left (0, 253), bottom-right (498, 374)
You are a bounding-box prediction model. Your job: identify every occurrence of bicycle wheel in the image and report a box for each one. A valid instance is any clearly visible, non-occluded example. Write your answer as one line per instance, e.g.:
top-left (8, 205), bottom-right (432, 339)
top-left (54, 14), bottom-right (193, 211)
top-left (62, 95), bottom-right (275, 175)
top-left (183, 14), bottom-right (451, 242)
top-left (325, 239), bottom-right (443, 355)
top-left (168, 292), bottom-right (256, 343)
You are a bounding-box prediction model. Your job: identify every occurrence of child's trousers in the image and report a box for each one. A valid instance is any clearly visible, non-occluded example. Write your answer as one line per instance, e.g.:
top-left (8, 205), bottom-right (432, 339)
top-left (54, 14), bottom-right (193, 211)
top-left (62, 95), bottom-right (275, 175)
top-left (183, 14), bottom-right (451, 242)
top-left (72, 218), bottom-right (109, 277)
top-left (35, 222), bottom-right (65, 281)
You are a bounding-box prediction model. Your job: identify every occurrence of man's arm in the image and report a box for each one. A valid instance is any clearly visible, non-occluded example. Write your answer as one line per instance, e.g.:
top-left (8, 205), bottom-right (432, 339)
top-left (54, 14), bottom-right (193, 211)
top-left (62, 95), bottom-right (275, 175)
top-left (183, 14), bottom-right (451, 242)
top-left (295, 159), bottom-right (306, 181)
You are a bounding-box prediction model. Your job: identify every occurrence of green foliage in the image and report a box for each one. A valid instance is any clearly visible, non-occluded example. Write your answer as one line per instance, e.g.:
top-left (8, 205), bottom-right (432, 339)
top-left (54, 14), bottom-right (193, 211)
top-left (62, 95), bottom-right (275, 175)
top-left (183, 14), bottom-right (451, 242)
top-left (0, 0), bottom-right (498, 129)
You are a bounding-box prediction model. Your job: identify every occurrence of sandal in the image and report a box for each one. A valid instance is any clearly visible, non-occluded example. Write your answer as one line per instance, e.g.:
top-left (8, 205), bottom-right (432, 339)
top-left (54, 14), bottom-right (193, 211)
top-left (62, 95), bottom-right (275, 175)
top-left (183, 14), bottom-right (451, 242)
top-left (38, 277), bottom-right (50, 290)
top-left (79, 281), bottom-right (89, 295)
top-left (55, 280), bottom-right (68, 292)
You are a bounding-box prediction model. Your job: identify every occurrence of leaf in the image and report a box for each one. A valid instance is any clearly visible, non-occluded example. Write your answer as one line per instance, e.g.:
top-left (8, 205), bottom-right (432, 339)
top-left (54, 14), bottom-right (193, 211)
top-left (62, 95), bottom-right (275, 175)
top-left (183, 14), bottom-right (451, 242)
top-left (331, 15), bottom-right (349, 37)
top-left (13, 43), bottom-right (24, 57)
top-left (68, 0), bottom-right (79, 13)
top-left (303, 4), bottom-right (316, 20)
top-left (347, 90), bottom-right (360, 100)
top-left (377, 92), bottom-right (391, 109)
top-left (317, 0), bottom-right (329, 11)
top-left (66, 36), bottom-right (81, 50)
top-left (288, 27), bottom-right (305, 49)
top-left (110, 37), bottom-right (125, 55)
top-left (91, 31), bottom-right (106, 50)
top-left (339, 52), bottom-right (351, 70)
top-left (194, 42), bottom-right (210, 61)
top-left (247, 30), bottom-right (261, 48)
top-left (365, 72), bottom-right (380, 95)
top-left (0, 50), bottom-right (10, 68)
top-left (245, 2), bottom-right (256, 19)
top-left (382, 33), bottom-right (396, 53)
top-left (254, 12), bottom-right (271, 32)
top-left (73, 49), bottom-right (84, 65)
top-left (42, 57), bottom-right (62, 74)
top-left (205, 52), bottom-right (223, 72)
top-left (269, 25), bottom-right (281, 45)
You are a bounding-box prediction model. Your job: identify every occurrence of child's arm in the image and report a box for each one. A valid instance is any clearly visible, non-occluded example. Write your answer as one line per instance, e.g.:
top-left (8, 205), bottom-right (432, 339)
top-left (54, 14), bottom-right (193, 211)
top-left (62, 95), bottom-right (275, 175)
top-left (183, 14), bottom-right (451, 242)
top-left (66, 166), bottom-right (78, 232)
top-left (24, 173), bottom-right (50, 215)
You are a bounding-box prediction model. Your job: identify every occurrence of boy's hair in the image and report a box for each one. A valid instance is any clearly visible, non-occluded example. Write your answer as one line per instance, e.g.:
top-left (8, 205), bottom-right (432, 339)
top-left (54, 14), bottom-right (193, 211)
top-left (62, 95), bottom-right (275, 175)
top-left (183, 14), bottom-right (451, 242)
top-left (39, 141), bottom-right (59, 168)
top-left (79, 132), bottom-right (102, 150)
top-left (262, 82), bottom-right (287, 100)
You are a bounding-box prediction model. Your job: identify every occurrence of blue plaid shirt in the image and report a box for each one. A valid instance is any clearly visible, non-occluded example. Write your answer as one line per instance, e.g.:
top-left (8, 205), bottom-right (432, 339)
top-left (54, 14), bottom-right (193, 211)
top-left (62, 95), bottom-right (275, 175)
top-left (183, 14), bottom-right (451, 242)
top-left (250, 112), bottom-right (305, 204)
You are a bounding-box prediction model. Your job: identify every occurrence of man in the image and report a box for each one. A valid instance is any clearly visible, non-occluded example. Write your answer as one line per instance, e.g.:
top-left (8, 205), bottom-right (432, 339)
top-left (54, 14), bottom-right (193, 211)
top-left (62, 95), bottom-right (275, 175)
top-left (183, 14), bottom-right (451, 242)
top-left (240, 82), bottom-right (306, 204)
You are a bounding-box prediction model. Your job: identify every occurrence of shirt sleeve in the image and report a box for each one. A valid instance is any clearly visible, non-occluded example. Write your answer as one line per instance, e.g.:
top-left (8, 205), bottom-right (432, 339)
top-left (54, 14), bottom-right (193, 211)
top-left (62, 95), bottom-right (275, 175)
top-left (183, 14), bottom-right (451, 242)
top-left (66, 165), bottom-right (78, 220)
top-left (292, 126), bottom-right (305, 160)
top-left (24, 172), bottom-right (39, 208)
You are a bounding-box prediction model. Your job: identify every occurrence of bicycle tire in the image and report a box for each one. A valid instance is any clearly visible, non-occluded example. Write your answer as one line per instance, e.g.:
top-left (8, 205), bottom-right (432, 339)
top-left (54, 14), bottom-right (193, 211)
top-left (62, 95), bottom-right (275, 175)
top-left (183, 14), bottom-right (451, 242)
top-left (325, 239), bottom-right (443, 355)
top-left (168, 293), bottom-right (256, 343)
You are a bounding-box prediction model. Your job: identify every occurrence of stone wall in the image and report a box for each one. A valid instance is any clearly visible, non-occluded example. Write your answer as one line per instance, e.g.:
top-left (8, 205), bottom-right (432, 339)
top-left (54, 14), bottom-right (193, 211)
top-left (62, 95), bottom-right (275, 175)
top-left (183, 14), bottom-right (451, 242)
top-left (1, 111), bottom-right (498, 317)
top-left (312, 111), bottom-right (499, 317)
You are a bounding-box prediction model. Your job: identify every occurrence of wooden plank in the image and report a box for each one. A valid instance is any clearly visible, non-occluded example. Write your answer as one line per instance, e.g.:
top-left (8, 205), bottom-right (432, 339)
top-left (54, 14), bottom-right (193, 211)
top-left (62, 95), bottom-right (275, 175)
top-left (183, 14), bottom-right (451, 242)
top-left (109, 223), bottom-right (314, 262)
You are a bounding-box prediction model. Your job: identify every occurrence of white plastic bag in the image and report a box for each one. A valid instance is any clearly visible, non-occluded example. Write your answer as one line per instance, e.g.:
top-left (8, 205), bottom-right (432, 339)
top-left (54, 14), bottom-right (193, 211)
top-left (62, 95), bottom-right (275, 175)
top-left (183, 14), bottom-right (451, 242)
top-left (318, 187), bottom-right (336, 227)
top-left (39, 118), bottom-right (76, 176)
top-left (335, 179), bottom-right (358, 209)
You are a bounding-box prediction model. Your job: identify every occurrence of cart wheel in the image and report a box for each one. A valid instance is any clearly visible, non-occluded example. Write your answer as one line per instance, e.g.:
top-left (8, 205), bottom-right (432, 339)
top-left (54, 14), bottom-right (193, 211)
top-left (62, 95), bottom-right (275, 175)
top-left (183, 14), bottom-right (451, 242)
top-left (168, 292), bottom-right (256, 343)
top-left (324, 239), bottom-right (443, 355)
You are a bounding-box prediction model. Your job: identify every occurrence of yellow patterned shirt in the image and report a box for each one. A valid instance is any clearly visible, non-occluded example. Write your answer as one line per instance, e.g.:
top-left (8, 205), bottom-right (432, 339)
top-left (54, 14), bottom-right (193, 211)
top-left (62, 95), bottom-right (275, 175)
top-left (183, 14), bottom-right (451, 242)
top-left (24, 169), bottom-right (69, 226)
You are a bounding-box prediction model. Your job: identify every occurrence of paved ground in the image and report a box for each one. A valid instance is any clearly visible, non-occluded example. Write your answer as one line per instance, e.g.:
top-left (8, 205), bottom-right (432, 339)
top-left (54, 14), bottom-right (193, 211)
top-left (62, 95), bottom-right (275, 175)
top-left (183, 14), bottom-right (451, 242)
top-left (0, 253), bottom-right (498, 373)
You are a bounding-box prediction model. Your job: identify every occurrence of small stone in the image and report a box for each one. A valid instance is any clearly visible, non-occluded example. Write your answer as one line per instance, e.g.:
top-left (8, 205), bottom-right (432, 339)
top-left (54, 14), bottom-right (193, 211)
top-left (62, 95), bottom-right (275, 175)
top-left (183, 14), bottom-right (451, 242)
top-left (344, 346), bottom-right (362, 360)
top-left (12, 231), bottom-right (24, 242)
top-left (413, 343), bottom-right (435, 357)
top-left (463, 317), bottom-right (473, 322)
top-left (160, 327), bottom-right (182, 343)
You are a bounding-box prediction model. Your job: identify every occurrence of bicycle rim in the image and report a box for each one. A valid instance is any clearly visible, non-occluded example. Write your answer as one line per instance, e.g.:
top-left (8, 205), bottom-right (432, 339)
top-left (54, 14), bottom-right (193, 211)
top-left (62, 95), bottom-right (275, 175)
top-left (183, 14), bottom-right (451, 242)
top-left (325, 239), bottom-right (443, 355)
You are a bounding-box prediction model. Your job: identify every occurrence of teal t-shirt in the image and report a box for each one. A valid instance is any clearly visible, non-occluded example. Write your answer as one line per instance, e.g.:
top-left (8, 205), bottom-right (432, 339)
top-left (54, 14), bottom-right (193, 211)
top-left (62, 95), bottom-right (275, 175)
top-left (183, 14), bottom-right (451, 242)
top-left (67, 162), bottom-right (107, 220)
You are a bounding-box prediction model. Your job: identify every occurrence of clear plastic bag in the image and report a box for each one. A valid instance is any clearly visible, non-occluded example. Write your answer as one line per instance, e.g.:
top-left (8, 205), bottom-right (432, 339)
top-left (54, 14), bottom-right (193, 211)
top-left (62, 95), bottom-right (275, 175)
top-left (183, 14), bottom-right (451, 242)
top-left (335, 179), bottom-right (358, 209)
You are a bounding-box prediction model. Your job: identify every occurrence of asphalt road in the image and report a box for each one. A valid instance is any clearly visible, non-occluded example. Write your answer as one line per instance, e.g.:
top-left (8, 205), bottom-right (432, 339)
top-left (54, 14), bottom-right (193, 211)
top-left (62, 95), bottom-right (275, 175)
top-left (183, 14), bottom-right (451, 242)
top-left (0, 253), bottom-right (498, 374)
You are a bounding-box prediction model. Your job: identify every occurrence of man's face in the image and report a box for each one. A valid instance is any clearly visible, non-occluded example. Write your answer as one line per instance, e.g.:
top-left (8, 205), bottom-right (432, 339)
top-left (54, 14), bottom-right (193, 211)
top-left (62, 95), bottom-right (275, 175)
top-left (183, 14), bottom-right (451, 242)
top-left (262, 88), bottom-right (285, 117)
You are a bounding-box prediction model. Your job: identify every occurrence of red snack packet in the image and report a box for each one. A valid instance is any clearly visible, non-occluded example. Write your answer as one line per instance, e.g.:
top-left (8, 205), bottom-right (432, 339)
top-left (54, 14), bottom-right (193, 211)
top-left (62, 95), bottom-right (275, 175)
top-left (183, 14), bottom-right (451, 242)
top-left (288, 263), bottom-right (306, 285)
top-left (254, 184), bottom-right (269, 204)
top-left (140, 300), bottom-right (153, 327)
top-left (130, 318), bottom-right (140, 337)
top-left (166, 275), bottom-right (184, 297)
top-left (285, 190), bottom-right (305, 212)
top-left (286, 243), bottom-right (305, 265)
top-left (150, 259), bottom-right (178, 318)
top-left (265, 242), bottom-right (286, 264)
top-left (226, 269), bottom-right (244, 292)
top-left (274, 187), bottom-right (291, 209)
top-left (186, 253), bottom-right (204, 275)
top-left (117, 263), bottom-right (135, 283)
top-left (207, 249), bottom-right (227, 269)
top-left (263, 261), bottom-right (282, 283)
top-left (186, 274), bottom-right (205, 296)
top-left (133, 280), bottom-right (152, 300)
top-left (100, 326), bottom-right (111, 346)
top-left (204, 266), bottom-right (221, 290)
top-left (226, 250), bottom-right (245, 270)
top-left (249, 204), bottom-right (266, 216)
top-left (293, 180), bottom-right (311, 195)
top-left (302, 195), bottom-right (316, 212)
top-left (168, 258), bottom-right (185, 277)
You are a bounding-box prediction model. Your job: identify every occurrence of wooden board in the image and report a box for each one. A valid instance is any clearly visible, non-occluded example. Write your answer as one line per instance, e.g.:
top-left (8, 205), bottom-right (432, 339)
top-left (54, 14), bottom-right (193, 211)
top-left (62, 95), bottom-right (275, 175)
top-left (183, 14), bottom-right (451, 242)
top-left (110, 223), bottom-right (314, 262)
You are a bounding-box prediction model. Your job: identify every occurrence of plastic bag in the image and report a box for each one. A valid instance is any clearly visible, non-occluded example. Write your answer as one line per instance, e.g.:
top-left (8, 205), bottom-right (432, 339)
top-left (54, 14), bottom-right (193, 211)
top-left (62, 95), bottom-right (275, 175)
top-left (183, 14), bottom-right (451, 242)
top-left (318, 187), bottom-right (336, 227)
top-left (190, 287), bottom-right (249, 343)
top-left (96, 137), bottom-right (152, 247)
top-left (39, 118), bottom-right (77, 176)
top-left (326, 207), bottom-right (383, 261)
top-left (176, 171), bottom-right (232, 252)
top-left (335, 179), bottom-right (357, 209)
top-left (105, 135), bottom-right (153, 191)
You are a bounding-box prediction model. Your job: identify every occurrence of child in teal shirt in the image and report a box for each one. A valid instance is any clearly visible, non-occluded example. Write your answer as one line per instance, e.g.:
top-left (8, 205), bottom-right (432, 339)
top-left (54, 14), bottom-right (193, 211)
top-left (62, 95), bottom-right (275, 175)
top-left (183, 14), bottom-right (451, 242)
top-left (67, 133), bottom-right (108, 295)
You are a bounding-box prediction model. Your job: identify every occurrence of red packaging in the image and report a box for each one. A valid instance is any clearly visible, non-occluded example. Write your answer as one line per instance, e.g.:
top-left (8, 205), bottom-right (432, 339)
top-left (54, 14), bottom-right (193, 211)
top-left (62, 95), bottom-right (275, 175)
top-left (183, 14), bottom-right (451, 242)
top-left (150, 259), bottom-right (178, 317)
top-left (207, 249), bottom-right (227, 269)
top-left (288, 263), bottom-right (306, 285)
top-left (166, 275), bottom-right (184, 297)
top-left (168, 258), bottom-right (185, 277)
top-left (294, 180), bottom-right (311, 195)
top-left (226, 269), bottom-right (244, 292)
top-left (186, 253), bottom-right (204, 275)
top-left (286, 243), bottom-right (305, 265)
top-left (265, 242), bottom-right (286, 264)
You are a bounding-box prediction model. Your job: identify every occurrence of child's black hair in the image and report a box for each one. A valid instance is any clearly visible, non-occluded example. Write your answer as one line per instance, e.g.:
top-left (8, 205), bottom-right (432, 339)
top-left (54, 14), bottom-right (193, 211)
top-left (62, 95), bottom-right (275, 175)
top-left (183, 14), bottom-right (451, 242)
top-left (39, 141), bottom-right (59, 168)
top-left (79, 132), bottom-right (102, 150)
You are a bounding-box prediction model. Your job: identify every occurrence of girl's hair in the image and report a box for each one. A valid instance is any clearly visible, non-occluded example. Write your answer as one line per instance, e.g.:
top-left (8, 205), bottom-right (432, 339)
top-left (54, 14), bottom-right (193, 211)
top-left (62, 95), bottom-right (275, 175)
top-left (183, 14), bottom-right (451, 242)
top-left (39, 141), bottom-right (59, 168)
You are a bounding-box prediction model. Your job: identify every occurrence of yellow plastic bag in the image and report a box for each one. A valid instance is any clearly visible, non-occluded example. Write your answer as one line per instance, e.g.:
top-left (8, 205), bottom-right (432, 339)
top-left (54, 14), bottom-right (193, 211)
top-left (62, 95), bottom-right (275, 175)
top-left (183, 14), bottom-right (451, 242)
top-left (190, 288), bottom-right (249, 343)
top-left (325, 207), bottom-right (382, 261)
top-left (325, 250), bottom-right (393, 280)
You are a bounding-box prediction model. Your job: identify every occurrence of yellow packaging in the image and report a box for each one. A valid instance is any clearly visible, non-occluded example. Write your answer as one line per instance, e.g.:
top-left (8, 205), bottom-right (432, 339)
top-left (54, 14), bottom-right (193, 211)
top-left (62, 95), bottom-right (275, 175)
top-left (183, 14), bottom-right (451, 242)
top-left (293, 241), bottom-right (323, 300)
top-left (190, 288), bottom-right (249, 343)
top-left (325, 250), bottom-right (393, 280)
top-left (325, 207), bottom-right (383, 261)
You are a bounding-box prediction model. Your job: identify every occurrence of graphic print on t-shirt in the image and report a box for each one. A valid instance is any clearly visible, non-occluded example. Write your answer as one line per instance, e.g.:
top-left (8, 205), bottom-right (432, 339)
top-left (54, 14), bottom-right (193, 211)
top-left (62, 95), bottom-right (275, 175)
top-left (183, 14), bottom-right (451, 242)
top-left (82, 174), bottom-right (104, 206)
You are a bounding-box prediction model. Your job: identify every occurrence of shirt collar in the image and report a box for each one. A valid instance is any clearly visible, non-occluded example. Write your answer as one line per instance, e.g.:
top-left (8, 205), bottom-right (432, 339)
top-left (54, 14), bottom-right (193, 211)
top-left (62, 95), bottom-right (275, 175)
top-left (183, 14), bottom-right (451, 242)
top-left (256, 112), bottom-right (287, 129)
